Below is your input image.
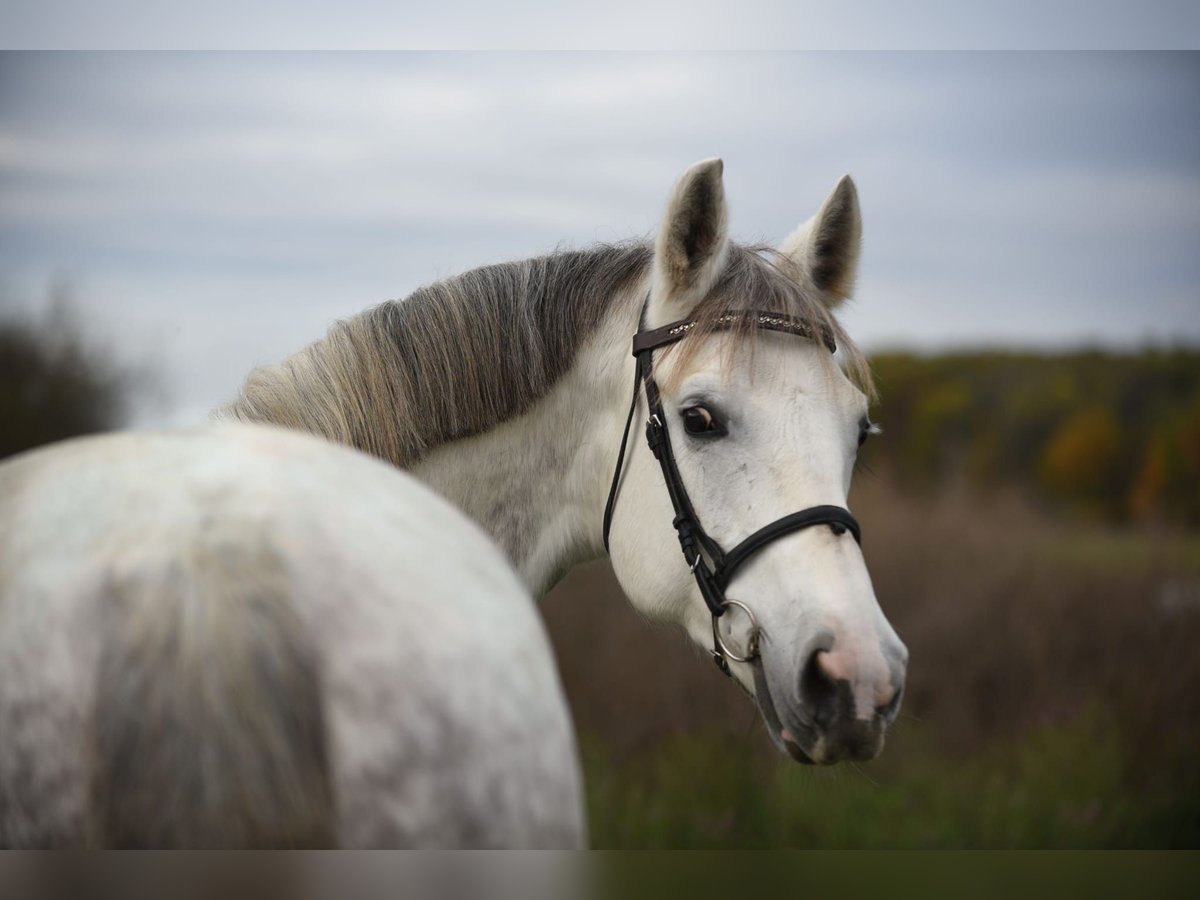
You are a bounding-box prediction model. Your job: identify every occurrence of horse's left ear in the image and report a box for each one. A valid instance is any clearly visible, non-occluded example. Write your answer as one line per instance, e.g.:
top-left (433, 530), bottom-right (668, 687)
top-left (779, 175), bottom-right (862, 309)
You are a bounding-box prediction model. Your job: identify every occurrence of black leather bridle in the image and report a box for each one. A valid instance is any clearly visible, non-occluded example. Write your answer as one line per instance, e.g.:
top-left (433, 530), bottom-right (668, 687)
top-left (602, 303), bottom-right (863, 676)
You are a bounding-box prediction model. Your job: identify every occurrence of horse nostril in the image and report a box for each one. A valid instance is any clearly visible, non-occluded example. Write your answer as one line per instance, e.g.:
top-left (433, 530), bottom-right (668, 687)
top-left (803, 646), bottom-right (901, 727)
top-left (876, 685), bottom-right (903, 722)
top-left (800, 648), bottom-right (843, 729)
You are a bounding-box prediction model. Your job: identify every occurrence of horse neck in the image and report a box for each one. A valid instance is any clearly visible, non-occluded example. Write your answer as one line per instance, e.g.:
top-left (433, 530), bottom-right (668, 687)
top-left (412, 290), bottom-right (641, 597)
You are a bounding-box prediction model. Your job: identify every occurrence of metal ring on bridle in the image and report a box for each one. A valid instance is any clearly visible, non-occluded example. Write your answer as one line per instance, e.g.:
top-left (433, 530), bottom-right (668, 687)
top-left (710, 598), bottom-right (760, 663)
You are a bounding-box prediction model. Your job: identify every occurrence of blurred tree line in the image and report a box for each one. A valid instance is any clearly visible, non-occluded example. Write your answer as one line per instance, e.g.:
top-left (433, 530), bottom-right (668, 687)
top-left (0, 291), bottom-right (140, 460)
top-left (863, 350), bottom-right (1200, 525)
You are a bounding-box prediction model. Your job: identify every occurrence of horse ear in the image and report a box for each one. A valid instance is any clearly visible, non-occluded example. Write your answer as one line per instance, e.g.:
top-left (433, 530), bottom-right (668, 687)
top-left (779, 175), bottom-right (862, 309)
top-left (650, 158), bottom-right (729, 324)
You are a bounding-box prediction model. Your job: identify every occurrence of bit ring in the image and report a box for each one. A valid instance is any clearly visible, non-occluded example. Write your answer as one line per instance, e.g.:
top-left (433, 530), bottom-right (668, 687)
top-left (711, 598), bottom-right (760, 664)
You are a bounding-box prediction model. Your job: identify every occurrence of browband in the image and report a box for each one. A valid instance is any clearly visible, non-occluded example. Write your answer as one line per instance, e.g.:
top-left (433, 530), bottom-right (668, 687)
top-left (632, 310), bottom-right (838, 356)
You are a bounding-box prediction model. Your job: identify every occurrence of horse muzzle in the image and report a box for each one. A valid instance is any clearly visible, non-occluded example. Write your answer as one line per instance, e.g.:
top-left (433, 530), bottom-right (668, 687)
top-left (758, 633), bottom-right (907, 765)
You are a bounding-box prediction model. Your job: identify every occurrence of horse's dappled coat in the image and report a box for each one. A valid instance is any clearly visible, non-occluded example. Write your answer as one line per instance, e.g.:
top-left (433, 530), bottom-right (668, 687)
top-left (0, 425), bottom-right (583, 847)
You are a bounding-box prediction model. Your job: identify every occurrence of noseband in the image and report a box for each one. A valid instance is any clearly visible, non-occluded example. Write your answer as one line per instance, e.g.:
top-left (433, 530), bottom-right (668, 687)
top-left (602, 304), bottom-right (862, 677)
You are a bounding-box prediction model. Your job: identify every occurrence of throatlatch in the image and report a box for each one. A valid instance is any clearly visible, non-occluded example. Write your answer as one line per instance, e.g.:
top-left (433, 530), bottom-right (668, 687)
top-left (602, 304), bottom-right (863, 676)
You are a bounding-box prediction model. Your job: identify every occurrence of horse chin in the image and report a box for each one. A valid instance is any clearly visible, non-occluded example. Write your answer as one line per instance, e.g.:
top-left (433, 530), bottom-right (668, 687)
top-left (752, 663), bottom-right (816, 766)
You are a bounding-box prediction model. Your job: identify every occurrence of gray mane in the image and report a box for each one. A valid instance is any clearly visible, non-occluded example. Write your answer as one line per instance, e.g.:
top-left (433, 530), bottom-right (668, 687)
top-left (223, 244), bottom-right (650, 466)
top-left (222, 242), bottom-right (870, 468)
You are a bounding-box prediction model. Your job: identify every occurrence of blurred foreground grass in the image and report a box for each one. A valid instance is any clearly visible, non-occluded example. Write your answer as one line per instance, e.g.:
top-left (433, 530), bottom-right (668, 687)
top-left (543, 478), bottom-right (1200, 848)
top-left (582, 707), bottom-right (1198, 848)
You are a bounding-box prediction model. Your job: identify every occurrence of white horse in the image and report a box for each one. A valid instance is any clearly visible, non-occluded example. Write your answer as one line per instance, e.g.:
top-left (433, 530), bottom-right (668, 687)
top-left (0, 424), bottom-right (583, 847)
top-left (225, 159), bottom-right (908, 766)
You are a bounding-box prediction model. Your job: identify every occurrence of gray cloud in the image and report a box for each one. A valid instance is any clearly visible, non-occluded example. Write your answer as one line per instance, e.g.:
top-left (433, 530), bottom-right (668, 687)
top-left (3, 3), bottom-right (1199, 49)
top-left (1, 52), bottom-right (1197, 424)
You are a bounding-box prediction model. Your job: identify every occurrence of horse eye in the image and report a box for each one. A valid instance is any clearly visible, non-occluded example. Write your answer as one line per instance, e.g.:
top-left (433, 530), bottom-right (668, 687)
top-left (682, 406), bottom-right (723, 436)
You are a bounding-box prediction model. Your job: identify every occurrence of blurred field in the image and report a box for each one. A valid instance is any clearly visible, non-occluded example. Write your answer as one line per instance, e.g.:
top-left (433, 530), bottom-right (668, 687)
top-left (542, 476), bottom-right (1200, 848)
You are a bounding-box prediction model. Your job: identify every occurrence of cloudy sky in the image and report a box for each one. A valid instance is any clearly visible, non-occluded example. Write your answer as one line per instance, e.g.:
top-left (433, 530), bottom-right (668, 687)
top-left (1, 52), bottom-right (1198, 424)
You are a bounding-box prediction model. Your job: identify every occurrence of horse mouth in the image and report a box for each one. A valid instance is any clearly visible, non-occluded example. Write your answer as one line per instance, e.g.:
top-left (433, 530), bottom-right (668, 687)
top-left (781, 731), bottom-right (816, 764)
top-left (751, 661), bottom-right (817, 765)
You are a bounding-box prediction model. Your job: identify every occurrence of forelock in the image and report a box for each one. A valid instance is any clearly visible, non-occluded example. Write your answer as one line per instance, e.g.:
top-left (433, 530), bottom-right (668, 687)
top-left (655, 243), bottom-right (875, 400)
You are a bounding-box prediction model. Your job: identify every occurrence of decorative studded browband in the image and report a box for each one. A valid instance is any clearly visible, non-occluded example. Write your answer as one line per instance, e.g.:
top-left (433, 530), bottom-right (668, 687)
top-left (631, 310), bottom-right (839, 356)
top-left (602, 302), bottom-right (861, 676)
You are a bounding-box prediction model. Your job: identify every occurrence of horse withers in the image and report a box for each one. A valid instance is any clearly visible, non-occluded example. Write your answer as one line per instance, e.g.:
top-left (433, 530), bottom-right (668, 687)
top-left (0, 424), bottom-right (583, 847)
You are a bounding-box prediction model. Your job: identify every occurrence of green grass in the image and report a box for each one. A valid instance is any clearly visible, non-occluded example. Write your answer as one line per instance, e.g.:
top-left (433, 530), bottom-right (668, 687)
top-left (582, 707), bottom-right (1200, 848)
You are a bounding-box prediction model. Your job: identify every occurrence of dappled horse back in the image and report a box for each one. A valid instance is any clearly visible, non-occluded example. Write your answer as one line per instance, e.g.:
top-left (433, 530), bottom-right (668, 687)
top-left (86, 534), bottom-right (334, 848)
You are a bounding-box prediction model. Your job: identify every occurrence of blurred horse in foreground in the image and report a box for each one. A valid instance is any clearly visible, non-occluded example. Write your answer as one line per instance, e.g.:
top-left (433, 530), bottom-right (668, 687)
top-left (0, 424), bottom-right (583, 847)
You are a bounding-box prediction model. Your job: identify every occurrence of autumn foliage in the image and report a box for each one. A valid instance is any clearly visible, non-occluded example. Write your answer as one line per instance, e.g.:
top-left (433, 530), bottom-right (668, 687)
top-left (863, 350), bottom-right (1200, 525)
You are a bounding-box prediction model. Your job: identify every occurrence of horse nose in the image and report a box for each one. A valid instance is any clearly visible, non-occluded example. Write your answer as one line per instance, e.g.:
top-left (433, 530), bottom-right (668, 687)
top-left (801, 643), bottom-right (903, 727)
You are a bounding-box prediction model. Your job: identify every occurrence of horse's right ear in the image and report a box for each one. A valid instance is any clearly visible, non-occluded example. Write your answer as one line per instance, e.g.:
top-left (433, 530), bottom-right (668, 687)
top-left (649, 158), bottom-right (729, 325)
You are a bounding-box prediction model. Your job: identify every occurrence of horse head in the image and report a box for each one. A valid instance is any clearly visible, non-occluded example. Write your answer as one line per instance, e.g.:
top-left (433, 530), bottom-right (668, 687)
top-left (607, 160), bottom-right (907, 764)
